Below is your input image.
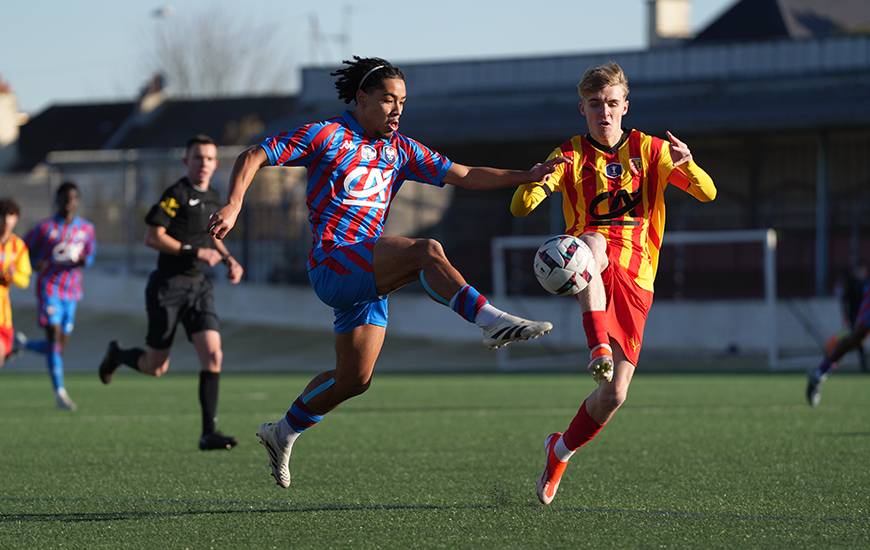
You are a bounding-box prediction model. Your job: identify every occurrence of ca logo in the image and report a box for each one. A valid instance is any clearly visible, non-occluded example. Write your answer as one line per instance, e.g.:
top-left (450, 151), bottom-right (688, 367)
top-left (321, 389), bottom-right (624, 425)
top-left (342, 167), bottom-right (394, 209)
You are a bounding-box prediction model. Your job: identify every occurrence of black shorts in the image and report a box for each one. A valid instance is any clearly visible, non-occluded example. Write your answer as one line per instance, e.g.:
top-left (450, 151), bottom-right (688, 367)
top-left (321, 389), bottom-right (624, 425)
top-left (145, 271), bottom-right (220, 349)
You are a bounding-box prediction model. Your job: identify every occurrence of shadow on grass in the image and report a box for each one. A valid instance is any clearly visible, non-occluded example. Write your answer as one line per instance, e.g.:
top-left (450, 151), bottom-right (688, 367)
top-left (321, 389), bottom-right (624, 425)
top-left (2, 498), bottom-right (868, 525)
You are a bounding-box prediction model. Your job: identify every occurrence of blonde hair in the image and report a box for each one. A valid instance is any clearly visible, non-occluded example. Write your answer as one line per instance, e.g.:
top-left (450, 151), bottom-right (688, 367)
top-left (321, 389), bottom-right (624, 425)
top-left (577, 62), bottom-right (629, 99)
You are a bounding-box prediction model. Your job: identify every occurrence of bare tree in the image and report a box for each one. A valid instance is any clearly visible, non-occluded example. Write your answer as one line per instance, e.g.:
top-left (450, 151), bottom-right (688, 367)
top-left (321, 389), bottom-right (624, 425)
top-left (147, 10), bottom-right (296, 97)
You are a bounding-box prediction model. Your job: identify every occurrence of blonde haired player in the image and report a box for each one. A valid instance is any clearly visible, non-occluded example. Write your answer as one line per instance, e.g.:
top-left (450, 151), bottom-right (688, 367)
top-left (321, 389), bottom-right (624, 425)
top-left (511, 62), bottom-right (717, 504)
top-left (0, 198), bottom-right (31, 367)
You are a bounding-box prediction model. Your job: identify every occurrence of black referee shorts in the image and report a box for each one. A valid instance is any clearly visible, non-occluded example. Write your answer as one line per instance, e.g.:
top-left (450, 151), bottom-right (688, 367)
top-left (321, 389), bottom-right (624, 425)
top-left (145, 271), bottom-right (220, 349)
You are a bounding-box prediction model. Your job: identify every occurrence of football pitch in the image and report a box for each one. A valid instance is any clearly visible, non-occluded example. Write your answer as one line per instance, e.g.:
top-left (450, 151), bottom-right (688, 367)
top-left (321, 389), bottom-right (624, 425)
top-left (2, 370), bottom-right (869, 548)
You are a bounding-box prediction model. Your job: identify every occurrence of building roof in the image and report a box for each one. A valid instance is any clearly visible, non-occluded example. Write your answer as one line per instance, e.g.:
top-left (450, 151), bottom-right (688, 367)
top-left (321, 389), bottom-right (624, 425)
top-left (694, 0), bottom-right (870, 43)
top-left (16, 94), bottom-right (295, 170)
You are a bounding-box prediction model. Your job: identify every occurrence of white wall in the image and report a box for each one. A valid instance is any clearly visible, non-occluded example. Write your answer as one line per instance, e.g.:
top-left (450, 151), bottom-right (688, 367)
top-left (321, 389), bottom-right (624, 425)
top-left (11, 270), bottom-right (841, 358)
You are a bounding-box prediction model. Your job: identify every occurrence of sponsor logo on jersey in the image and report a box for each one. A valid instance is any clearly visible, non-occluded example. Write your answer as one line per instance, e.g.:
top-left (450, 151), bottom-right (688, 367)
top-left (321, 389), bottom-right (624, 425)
top-left (342, 167), bottom-right (394, 209)
top-left (361, 145), bottom-right (377, 161)
top-left (383, 146), bottom-right (397, 164)
top-left (189, 198), bottom-right (201, 206)
top-left (160, 197), bottom-right (180, 218)
top-left (339, 140), bottom-right (354, 151)
top-left (604, 163), bottom-right (623, 179)
top-left (588, 189), bottom-right (643, 226)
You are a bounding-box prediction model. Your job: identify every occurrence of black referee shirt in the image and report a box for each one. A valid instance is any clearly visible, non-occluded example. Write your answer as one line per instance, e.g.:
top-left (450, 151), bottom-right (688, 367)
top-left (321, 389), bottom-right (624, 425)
top-left (145, 177), bottom-right (222, 277)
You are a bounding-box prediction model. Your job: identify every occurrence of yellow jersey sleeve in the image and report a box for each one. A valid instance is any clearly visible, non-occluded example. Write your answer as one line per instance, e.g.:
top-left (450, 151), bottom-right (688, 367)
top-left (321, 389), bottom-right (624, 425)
top-left (12, 244), bottom-right (31, 289)
top-left (659, 144), bottom-right (717, 202)
top-left (510, 147), bottom-right (566, 217)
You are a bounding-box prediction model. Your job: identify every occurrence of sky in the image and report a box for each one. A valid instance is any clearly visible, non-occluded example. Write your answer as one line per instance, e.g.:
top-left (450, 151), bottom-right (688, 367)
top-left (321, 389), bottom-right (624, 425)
top-left (0, 0), bottom-right (735, 114)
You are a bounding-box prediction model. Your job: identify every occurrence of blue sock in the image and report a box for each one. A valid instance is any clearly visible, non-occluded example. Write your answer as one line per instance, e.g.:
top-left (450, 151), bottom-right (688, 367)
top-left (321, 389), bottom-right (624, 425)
top-left (25, 339), bottom-right (49, 355)
top-left (47, 346), bottom-right (64, 391)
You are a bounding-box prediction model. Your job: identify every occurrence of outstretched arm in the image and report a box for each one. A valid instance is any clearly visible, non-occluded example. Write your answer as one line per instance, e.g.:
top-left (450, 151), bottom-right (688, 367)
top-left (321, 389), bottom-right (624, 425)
top-left (209, 146), bottom-right (269, 239)
top-left (442, 157), bottom-right (568, 191)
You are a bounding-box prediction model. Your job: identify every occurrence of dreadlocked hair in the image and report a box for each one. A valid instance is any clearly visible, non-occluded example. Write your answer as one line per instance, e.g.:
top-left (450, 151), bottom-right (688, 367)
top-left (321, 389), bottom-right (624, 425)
top-left (331, 56), bottom-right (405, 104)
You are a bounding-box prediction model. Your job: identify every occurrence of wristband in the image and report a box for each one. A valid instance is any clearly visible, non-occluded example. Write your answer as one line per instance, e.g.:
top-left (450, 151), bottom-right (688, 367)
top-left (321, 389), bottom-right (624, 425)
top-left (180, 244), bottom-right (199, 258)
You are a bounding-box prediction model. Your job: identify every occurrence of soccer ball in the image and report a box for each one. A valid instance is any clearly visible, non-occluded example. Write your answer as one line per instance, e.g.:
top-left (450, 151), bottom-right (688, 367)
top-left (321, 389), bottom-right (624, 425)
top-left (533, 235), bottom-right (594, 296)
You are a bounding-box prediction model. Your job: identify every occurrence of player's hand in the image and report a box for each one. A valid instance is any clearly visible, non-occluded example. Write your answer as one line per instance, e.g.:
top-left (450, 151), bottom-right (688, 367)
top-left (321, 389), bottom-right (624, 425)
top-left (667, 131), bottom-right (692, 167)
top-left (225, 256), bottom-right (244, 284)
top-left (197, 247), bottom-right (223, 267)
top-left (529, 156), bottom-right (569, 182)
top-left (208, 203), bottom-right (241, 240)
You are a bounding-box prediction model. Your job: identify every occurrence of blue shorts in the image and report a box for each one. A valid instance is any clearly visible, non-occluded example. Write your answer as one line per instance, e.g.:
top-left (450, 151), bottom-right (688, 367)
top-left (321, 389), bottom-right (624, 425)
top-left (308, 242), bottom-right (388, 333)
top-left (38, 295), bottom-right (78, 334)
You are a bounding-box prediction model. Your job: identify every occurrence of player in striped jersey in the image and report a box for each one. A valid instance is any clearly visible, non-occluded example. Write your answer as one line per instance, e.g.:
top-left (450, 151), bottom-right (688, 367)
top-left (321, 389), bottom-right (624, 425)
top-left (208, 56), bottom-right (565, 488)
top-left (511, 62), bottom-right (717, 504)
top-left (21, 182), bottom-right (96, 411)
top-left (0, 198), bottom-right (31, 367)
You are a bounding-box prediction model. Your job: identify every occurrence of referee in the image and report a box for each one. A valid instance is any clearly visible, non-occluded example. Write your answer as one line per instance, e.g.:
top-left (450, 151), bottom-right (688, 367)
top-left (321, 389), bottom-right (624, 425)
top-left (99, 135), bottom-right (244, 451)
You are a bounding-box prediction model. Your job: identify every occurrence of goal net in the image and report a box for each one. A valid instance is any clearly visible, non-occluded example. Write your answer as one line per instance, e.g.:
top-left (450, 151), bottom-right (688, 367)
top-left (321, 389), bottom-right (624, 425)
top-left (490, 229), bottom-right (820, 372)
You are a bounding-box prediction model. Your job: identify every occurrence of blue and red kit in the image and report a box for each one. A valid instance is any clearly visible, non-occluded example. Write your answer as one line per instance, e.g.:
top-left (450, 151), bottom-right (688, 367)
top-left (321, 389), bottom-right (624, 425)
top-left (261, 111), bottom-right (452, 332)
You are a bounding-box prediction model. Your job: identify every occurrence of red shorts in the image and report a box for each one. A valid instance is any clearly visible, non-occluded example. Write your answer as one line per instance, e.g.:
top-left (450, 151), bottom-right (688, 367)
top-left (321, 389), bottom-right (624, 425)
top-left (601, 266), bottom-right (654, 365)
top-left (0, 327), bottom-right (12, 356)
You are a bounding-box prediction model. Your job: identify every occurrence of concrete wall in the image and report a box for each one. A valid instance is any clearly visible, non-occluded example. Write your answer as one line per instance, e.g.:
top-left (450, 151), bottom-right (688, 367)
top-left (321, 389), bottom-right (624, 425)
top-left (11, 270), bottom-right (842, 361)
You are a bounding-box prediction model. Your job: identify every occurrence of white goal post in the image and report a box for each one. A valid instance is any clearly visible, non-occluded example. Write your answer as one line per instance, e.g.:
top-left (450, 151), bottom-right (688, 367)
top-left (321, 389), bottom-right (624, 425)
top-left (491, 229), bottom-right (782, 370)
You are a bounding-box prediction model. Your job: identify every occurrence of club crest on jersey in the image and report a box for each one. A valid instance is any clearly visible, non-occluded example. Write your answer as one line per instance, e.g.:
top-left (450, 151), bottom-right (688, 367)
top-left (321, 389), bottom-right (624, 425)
top-left (361, 145), bottom-right (378, 161)
top-left (342, 167), bottom-right (395, 209)
top-left (629, 157), bottom-right (643, 175)
top-left (604, 163), bottom-right (623, 179)
top-left (382, 146), bottom-right (397, 164)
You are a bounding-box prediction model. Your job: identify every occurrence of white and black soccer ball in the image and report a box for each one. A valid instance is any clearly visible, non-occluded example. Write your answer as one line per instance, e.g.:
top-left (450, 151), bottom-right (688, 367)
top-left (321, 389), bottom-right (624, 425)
top-left (533, 235), bottom-right (594, 296)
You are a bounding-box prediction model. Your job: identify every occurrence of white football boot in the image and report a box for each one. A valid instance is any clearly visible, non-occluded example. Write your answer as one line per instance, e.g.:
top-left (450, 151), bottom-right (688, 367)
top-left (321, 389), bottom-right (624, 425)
top-left (55, 389), bottom-right (77, 412)
top-left (482, 314), bottom-right (553, 350)
top-left (256, 421), bottom-right (294, 488)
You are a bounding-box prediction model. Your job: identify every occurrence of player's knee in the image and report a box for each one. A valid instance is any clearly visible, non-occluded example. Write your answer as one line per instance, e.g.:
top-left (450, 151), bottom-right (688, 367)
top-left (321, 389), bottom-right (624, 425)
top-left (419, 238), bottom-right (447, 265)
top-left (204, 348), bottom-right (222, 372)
top-left (582, 232), bottom-right (608, 271)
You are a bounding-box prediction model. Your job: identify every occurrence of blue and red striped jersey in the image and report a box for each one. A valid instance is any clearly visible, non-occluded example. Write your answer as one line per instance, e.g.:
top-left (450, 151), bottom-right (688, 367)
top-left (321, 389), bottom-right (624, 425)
top-left (260, 111), bottom-right (453, 272)
top-left (24, 215), bottom-right (96, 301)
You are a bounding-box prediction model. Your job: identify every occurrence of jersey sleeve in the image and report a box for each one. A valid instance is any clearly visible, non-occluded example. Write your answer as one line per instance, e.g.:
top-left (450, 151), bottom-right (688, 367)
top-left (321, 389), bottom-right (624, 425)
top-left (658, 144), bottom-right (717, 202)
top-left (23, 224), bottom-right (45, 269)
top-left (12, 242), bottom-right (31, 289)
top-left (511, 147), bottom-right (566, 217)
top-left (260, 122), bottom-right (331, 167)
top-left (398, 137), bottom-right (452, 187)
top-left (82, 222), bottom-right (97, 267)
top-left (145, 185), bottom-right (183, 228)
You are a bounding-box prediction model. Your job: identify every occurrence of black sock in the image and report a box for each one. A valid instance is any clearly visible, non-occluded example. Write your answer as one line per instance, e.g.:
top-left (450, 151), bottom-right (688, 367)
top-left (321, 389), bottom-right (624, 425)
top-left (199, 371), bottom-right (219, 435)
top-left (117, 347), bottom-right (144, 371)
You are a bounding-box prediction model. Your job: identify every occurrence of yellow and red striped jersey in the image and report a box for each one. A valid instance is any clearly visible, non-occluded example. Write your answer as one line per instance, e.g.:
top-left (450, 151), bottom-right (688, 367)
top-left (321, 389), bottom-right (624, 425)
top-left (512, 129), bottom-right (716, 292)
top-left (0, 234), bottom-right (31, 329)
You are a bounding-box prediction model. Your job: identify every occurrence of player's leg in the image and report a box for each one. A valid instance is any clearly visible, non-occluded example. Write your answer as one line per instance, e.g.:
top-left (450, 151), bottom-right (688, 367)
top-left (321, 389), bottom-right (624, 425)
top-left (0, 328), bottom-right (10, 367)
top-left (257, 301), bottom-right (386, 488)
top-left (44, 324), bottom-right (76, 411)
top-left (373, 235), bottom-right (552, 349)
top-left (99, 273), bottom-right (177, 383)
top-left (536, 347), bottom-right (635, 505)
top-left (191, 329), bottom-right (237, 450)
top-left (537, 275), bottom-right (649, 505)
top-left (574, 232), bottom-right (614, 381)
top-left (806, 322), bottom-right (869, 407)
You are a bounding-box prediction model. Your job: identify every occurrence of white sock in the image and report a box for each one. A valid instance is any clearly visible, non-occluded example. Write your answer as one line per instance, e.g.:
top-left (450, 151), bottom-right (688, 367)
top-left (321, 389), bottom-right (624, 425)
top-left (56, 388), bottom-right (69, 399)
top-left (554, 435), bottom-right (575, 462)
top-left (277, 417), bottom-right (300, 444)
top-left (474, 304), bottom-right (505, 328)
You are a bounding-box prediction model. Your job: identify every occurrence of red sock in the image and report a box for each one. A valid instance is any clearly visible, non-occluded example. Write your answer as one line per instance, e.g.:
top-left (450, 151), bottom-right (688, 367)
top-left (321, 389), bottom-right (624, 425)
top-left (563, 400), bottom-right (604, 451)
top-left (582, 311), bottom-right (609, 352)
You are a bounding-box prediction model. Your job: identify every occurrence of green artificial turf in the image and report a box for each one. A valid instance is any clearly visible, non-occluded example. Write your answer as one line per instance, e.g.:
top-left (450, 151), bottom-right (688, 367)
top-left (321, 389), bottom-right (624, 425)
top-left (1, 371), bottom-right (868, 549)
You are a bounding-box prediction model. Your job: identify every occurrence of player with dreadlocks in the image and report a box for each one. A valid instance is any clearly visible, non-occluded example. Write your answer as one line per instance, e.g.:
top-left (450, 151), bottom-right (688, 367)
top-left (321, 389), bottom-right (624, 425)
top-left (208, 55), bottom-right (567, 489)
